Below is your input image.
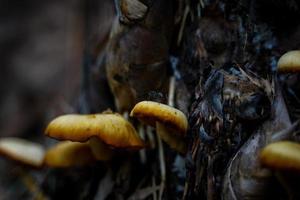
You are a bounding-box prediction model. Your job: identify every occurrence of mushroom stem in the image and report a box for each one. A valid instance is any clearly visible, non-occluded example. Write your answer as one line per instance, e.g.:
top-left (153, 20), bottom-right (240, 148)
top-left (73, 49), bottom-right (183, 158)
top-left (138, 124), bottom-right (147, 164)
top-left (157, 76), bottom-right (176, 199)
top-left (157, 133), bottom-right (166, 200)
top-left (146, 126), bottom-right (156, 149)
top-left (152, 176), bottom-right (158, 200)
top-left (177, 5), bottom-right (190, 46)
top-left (275, 171), bottom-right (294, 200)
top-left (16, 168), bottom-right (47, 200)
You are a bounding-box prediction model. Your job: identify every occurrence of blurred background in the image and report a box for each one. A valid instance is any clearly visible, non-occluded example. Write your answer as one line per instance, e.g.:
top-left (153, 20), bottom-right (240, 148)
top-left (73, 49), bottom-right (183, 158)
top-left (0, 0), bottom-right (115, 199)
top-left (0, 0), bottom-right (115, 139)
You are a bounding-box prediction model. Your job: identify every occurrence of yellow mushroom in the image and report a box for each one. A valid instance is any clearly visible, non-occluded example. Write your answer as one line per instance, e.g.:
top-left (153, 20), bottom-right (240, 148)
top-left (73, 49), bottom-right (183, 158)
top-left (260, 141), bottom-right (300, 172)
top-left (277, 50), bottom-right (300, 73)
top-left (45, 113), bottom-right (145, 160)
top-left (0, 137), bottom-right (45, 168)
top-left (130, 101), bottom-right (188, 153)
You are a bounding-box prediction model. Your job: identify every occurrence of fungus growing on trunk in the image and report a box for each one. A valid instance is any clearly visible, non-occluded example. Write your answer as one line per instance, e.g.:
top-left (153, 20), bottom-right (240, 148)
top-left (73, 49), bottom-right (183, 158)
top-left (130, 101), bottom-right (188, 153)
top-left (45, 112), bottom-right (145, 160)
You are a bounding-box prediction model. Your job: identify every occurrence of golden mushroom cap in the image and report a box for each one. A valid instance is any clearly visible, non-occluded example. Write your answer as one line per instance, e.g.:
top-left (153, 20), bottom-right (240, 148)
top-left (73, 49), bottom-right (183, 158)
top-left (260, 141), bottom-right (300, 172)
top-left (0, 137), bottom-right (45, 168)
top-left (130, 101), bottom-right (188, 136)
top-left (277, 50), bottom-right (300, 73)
top-left (45, 113), bottom-right (145, 149)
top-left (44, 141), bottom-right (96, 167)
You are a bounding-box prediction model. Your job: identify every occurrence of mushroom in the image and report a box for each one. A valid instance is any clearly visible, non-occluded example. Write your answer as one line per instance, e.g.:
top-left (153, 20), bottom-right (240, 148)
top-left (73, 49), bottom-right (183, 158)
top-left (277, 50), bottom-right (300, 73)
top-left (0, 137), bottom-right (45, 168)
top-left (260, 141), bottom-right (300, 172)
top-left (0, 137), bottom-right (102, 168)
top-left (260, 141), bottom-right (300, 199)
top-left (130, 101), bottom-right (188, 153)
top-left (44, 141), bottom-right (97, 168)
top-left (45, 112), bottom-right (145, 160)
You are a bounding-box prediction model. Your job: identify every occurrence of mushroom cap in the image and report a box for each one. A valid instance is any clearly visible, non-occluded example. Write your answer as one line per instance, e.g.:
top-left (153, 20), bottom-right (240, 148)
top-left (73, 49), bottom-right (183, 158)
top-left (277, 50), bottom-right (300, 73)
top-left (260, 141), bottom-right (300, 172)
top-left (45, 113), bottom-right (145, 149)
top-left (0, 137), bottom-right (45, 167)
top-left (44, 141), bottom-right (96, 167)
top-left (130, 101), bottom-right (188, 136)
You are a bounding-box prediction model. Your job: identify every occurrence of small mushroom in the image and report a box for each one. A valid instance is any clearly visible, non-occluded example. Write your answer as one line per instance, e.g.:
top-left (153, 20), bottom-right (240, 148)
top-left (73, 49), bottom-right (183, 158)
top-left (0, 137), bottom-right (104, 168)
top-left (260, 141), bottom-right (300, 199)
top-left (0, 137), bottom-right (45, 168)
top-left (277, 50), bottom-right (300, 73)
top-left (45, 113), bottom-right (145, 160)
top-left (44, 141), bottom-right (96, 168)
top-left (130, 101), bottom-right (188, 153)
top-left (260, 141), bottom-right (300, 172)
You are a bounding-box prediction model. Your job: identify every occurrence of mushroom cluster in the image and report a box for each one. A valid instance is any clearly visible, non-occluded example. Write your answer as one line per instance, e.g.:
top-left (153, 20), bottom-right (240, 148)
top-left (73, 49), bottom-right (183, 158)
top-left (0, 103), bottom-right (188, 166)
top-left (0, 0), bottom-right (188, 196)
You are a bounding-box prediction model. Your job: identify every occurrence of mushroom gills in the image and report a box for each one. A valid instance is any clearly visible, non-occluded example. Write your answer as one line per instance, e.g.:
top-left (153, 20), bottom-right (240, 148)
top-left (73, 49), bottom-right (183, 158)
top-left (88, 137), bottom-right (114, 161)
top-left (156, 122), bottom-right (187, 154)
top-left (44, 141), bottom-right (96, 167)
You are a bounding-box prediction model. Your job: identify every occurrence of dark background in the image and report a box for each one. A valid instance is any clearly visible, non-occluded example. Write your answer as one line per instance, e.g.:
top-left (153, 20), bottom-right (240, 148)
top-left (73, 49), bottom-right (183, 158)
top-left (0, 0), bottom-right (114, 199)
